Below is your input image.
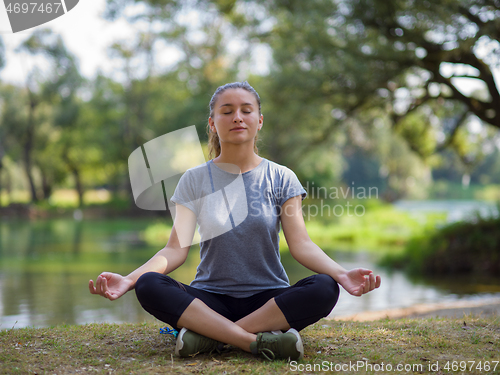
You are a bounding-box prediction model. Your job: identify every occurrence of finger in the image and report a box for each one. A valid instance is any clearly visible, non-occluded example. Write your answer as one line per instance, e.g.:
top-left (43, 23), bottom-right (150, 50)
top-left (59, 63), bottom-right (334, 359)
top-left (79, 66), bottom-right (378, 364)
top-left (353, 279), bottom-right (366, 296)
top-left (368, 273), bottom-right (376, 290)
top-left (94, 276), bottom-right (100, 294)
top-left (363, 275), bottom-right (371, 294)
top-left (357, 282), bottom-right (366, 296)
top-left (101, 276), bottom-right (109, 296)
top-left (107, 292), bottom-right (118, 301)
top-left (358, 268), bottom-right (373, 276)
top-left (97, 275), bottom-right (107, 296)
top-left (95, 275), bottom-right (103, 295)
top-left (89, 280), bottom-right (97, 294)
top-left (375, 275), bottom-right (382, 288)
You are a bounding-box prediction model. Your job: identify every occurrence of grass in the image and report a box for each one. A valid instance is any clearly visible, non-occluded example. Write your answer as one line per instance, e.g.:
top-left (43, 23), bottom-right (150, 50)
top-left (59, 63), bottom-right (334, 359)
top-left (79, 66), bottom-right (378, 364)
top-left (0, 189), bottom-right (113, 208)
top-left (2, 315), bottom-right (499, 374)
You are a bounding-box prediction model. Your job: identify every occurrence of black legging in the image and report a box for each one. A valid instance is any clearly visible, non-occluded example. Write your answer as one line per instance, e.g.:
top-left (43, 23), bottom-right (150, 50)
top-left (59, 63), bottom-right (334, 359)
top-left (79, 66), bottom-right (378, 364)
top-left (135, 272), bottom-right (340, 332)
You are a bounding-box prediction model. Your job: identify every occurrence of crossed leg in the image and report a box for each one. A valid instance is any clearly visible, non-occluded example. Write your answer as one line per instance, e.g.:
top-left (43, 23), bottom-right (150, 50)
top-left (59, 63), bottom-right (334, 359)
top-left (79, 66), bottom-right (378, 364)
top-left (176, 297), bottom-right (289, 352)
top-left (135, 272), bottom-right (339, 353)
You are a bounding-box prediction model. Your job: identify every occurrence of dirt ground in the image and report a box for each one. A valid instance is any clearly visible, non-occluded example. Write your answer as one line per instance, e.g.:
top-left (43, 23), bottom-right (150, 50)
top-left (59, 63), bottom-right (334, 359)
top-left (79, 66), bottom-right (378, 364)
top-left (330, 298), bottom-right (500, 322)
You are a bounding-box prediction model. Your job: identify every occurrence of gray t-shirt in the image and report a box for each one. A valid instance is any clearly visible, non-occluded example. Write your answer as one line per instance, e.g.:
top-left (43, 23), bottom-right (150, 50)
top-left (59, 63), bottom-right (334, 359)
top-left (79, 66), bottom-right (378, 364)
top-left (170, 158), bottom-right (307, 297)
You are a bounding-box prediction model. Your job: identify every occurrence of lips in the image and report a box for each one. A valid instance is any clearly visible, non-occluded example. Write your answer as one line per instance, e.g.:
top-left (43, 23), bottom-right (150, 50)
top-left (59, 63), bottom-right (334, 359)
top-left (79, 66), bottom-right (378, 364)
top-left (230, 127), bottom-right (246, 131)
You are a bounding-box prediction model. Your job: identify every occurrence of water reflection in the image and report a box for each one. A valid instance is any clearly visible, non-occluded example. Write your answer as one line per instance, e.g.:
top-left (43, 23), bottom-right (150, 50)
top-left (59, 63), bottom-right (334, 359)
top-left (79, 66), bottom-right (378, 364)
top-left (1, 217), bottom-right (499, 329)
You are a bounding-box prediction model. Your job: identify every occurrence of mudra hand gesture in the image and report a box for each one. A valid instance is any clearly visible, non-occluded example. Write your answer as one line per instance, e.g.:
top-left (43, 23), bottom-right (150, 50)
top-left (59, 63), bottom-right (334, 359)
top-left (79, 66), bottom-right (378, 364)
top-left (338, 268), bottom-right (381, 297)
top-left (89, 272), bottom-right (133, 301)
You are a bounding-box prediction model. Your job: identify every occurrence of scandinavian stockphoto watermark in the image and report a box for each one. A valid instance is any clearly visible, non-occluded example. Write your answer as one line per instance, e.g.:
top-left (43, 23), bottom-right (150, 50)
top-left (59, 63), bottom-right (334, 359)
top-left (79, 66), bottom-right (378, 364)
top-left (248, 181), bottom-right (377, 221)
top-left (302, 180), bottom-right (378, 220)
top-left (0, 0), bottom-right (79, 34)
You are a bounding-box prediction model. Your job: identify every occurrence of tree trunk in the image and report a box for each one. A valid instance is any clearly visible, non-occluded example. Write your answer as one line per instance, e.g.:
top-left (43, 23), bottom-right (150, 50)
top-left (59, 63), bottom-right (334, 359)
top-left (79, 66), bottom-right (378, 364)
top-left (40, 167), bottom-right (53, 201)
top-left (73, 167), bottom-right (84, 208)
top-left (62, 149), bottom-right (84, 208)
top-left (5, 166), bottom-right (11, 205)
top-left (23, 145), bottom-right (38, 203)
top-left (24, 89), bottom-right (38, 203)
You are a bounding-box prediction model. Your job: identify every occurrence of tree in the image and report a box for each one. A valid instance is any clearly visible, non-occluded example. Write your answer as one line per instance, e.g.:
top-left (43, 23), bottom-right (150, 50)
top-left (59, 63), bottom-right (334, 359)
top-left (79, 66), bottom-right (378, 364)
top-left (0, 84), bottom-right (27, 203)
top-left (220, 0), bottom-right (499, 196)
top-left (11, 29), bottom-right (85, 203)
top-left (0, 38), bottom-right (9, 201)
top-left (97, 0), bottom-right (500, 199)
top-left (102, 22), bottom-right (240, 203)
top-left (345, 0), bottom-right (500, 162)
top-left (249, 0), bottom-right (499, 160)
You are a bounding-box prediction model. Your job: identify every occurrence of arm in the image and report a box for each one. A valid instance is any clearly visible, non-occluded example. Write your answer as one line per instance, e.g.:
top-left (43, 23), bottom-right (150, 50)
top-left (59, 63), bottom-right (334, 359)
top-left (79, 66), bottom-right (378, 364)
top-left (280, 196), bottom-right (381, 296)
top-left (89, 204), bottom-right (196, 300)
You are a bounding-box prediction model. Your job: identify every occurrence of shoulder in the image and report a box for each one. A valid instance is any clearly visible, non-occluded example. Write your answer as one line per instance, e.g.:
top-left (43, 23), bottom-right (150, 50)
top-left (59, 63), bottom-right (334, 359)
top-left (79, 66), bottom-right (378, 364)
top-left (181, 162), bottom-right (211, 179)
top-left (186, 161), bottom-right (210, 173)
top-left (263, 158), bottom-right (299, 179)
top-left (175, 162), bottom-right (212, 193)
top-left (262, 158), bottom-right (293, 174)
top-left (261, 159), bottom-right (307, 202)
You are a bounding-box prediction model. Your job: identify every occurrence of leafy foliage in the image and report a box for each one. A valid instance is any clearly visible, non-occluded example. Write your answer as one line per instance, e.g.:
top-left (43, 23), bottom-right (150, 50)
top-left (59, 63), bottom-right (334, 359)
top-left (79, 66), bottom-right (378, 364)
top-left (383, 206), bottom-right (500, 275)
top-left (1, 0), bottom-right (500, 204)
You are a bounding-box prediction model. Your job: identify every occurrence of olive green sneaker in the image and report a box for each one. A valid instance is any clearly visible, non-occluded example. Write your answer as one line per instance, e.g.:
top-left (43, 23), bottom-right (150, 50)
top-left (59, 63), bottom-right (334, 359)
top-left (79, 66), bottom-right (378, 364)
top-left (250, 328), bottom-right (304, 361)
top-left (175, 328), bottom-right (224, 358)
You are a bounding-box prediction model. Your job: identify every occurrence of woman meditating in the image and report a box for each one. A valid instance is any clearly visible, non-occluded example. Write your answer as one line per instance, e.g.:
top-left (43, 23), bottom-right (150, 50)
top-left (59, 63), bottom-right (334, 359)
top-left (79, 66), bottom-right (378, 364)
top-left (89, 81), bottom-right (381, 361)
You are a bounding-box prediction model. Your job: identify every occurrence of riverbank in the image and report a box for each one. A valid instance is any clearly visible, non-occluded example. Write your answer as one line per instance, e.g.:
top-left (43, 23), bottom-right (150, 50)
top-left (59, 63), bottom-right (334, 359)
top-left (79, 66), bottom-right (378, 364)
top-left (332, 297), bottom-right (500, 321)
top-left (2, 315), bottom-right (499, 374)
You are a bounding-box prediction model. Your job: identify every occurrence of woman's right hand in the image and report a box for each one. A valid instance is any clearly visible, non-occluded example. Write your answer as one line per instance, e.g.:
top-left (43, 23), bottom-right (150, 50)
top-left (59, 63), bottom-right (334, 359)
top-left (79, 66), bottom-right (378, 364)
top-left (89, 272), bottom-right (133, 301)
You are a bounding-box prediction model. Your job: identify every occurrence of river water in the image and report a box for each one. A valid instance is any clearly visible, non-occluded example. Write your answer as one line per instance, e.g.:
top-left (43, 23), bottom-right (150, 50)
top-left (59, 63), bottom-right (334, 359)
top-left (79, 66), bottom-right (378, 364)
top-left (1, 200), bottom-right (499, 329)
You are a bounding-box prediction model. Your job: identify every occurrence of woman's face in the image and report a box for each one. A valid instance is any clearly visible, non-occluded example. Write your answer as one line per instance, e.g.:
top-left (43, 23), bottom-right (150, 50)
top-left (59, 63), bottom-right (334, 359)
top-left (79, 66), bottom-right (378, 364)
top-left (209, 88), bottom-right (263, 148)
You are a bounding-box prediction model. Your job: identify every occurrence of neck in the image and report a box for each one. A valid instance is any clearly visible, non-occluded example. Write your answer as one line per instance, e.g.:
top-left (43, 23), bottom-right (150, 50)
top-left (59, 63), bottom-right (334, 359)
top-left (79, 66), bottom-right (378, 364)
top-left (213, 143), bottom-right (262, 174)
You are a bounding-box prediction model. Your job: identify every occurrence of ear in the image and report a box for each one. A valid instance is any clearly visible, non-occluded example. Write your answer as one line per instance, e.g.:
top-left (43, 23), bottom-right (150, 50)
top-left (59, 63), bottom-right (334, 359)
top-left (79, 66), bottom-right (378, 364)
top-left (208, 117), bottom-right (217, 133)
top-left (258, 114), bottom-right (263, 131)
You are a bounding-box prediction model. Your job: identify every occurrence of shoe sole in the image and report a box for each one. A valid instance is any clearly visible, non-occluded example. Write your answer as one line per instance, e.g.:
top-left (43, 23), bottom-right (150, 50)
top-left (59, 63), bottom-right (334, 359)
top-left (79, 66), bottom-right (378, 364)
top-left (286, 328), bottom-right (304, 360)
top-left (175, 327), bottom-right (188, 357)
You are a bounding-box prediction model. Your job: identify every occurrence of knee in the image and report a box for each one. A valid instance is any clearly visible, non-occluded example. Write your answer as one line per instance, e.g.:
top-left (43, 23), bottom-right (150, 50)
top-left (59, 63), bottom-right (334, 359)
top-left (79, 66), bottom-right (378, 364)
top-left (135, 272), bottom-right (162, 301)
top-left (310, 274), bottom-right (340, 310)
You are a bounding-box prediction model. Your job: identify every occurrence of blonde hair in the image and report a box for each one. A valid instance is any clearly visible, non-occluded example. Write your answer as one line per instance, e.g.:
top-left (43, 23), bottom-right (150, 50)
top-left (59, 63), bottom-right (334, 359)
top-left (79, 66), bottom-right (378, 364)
top-left (207, 81), bottom-right (261, 159)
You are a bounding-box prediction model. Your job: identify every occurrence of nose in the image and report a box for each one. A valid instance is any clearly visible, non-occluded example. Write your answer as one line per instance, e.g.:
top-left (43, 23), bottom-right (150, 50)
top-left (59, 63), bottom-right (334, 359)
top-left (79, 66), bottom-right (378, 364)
top-left (233, 110), bottom-right (243, 123)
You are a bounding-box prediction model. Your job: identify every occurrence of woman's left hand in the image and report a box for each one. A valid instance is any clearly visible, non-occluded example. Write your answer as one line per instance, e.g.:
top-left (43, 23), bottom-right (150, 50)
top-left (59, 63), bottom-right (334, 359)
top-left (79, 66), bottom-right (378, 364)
top-left (338, 268), bottom-right (381, 297)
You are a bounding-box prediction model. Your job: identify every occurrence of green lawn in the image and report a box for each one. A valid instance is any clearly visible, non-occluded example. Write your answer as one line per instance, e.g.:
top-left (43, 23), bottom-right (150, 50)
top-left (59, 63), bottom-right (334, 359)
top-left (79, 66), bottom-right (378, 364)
top-left (2, 315), bottom-right (499, 374)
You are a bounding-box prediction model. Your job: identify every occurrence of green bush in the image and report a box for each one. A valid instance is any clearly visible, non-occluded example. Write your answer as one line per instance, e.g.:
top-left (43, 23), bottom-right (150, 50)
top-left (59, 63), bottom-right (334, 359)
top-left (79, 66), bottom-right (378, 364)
top-left (381, 206), bottom-right (500, 276)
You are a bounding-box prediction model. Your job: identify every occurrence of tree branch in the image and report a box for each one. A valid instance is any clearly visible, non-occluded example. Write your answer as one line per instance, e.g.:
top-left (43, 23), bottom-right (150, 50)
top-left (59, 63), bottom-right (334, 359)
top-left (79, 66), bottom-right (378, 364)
top-left (299, 94), bottom-right (371, 155)
top-left (436, 110), bottom-right (469, 153)
top-left (419, 52), bottom-right (500, 128)
top-left (391, 85), bottom-right (432, 127)
top-left (441, 49), bottom-right (500, 106)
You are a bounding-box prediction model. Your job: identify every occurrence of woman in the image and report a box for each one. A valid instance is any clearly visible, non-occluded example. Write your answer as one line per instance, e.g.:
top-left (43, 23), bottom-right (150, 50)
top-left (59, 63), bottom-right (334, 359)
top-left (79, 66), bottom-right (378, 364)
top-left (89, 81), bottom-right (381, 361)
